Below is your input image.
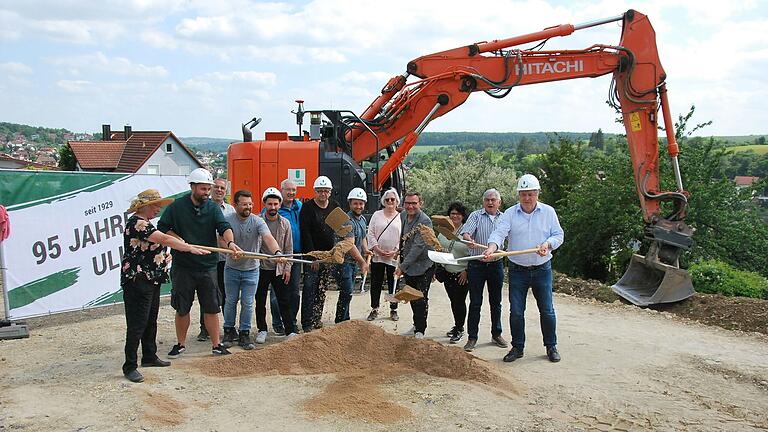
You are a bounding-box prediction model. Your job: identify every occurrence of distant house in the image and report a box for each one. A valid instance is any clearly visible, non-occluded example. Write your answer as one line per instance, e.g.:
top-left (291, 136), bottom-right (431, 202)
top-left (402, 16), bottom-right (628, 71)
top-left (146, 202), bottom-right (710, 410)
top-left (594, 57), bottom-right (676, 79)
top-left (734, 176), bottom-right (760, 188)
top-left (0, 153), bottom-right (57, 170)
top-left (67, 124), bottom-right (203, 175)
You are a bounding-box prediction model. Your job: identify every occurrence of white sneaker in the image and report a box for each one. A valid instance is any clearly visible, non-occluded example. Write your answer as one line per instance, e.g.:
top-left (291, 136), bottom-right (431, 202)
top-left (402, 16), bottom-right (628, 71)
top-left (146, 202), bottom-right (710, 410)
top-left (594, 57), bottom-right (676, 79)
top-left (401, 326), bottom-right (415, 336)
top-left (255, 330), bottom-right (268, 344)
top-left (414, 332), bottom-right (425, 340)
top-left (285, 332), bottom-right (298, 340)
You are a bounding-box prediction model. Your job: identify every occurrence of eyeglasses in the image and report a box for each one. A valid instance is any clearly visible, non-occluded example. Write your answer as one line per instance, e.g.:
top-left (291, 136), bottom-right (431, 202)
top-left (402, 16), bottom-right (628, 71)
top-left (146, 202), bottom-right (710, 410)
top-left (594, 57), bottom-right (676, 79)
top-left (384, 198), bottom-right (396, 202)
top-left (449, 212), bottom-right (463, 216)
top-left (404, 201), bottom-right (419, 206)
top-left (315, 189), bottom-right (331, 194)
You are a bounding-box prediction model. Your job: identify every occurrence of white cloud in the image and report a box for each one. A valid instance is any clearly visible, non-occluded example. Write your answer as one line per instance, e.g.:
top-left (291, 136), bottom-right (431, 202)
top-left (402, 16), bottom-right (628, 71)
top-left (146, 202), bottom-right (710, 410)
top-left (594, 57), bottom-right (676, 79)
top-left (204, 71), bottom-right (277, 85)
top-left (48, 52), bottom-right (168, 78)
top-left (0, 62), bottom-right (33, 75)
top-left (57, 79), bottom-right (92, 92)
top-left (140, 30), bottom-right (178, 49)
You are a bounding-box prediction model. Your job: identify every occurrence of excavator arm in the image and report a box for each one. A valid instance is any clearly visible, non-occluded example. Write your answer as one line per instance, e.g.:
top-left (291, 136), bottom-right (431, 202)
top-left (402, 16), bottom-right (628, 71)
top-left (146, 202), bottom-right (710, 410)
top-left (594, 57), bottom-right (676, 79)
top-left (347, 10), bottom-right (694, 305)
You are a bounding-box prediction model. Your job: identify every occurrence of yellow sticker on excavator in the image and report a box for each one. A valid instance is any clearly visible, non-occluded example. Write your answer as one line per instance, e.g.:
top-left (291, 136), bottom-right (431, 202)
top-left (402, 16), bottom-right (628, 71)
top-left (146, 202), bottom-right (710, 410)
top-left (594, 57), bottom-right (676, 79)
top-left (629, 112), bottom-right (642, 132)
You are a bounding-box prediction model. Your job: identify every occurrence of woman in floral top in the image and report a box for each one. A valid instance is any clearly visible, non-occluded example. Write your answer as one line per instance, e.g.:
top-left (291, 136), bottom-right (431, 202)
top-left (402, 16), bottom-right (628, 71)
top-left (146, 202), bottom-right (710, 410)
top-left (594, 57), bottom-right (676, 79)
top-left (121, 189), bottom-right (208, 383)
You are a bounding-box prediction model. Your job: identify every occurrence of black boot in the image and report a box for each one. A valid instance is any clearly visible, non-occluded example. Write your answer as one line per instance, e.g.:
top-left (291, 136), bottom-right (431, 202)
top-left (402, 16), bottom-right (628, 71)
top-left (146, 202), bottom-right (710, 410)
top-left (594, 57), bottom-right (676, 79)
top-left (238, 330), bottom-right (255, 350)
top-left (222, 327), bottom-right (238, 348)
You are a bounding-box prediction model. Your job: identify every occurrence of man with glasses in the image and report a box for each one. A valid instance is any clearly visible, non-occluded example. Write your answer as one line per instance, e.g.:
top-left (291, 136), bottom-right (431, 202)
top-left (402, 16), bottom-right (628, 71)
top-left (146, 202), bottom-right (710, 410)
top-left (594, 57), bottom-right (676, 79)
top-left (197, 178), bottom-right (235, 342)
top-left (265, 179), bottom-right (302, 335)
top-left (299, 176), bottom-right (340, 332)
top-left (395, 191), bottom-right (435, 339)
top-left (460, 188), bottom-right (508, 352)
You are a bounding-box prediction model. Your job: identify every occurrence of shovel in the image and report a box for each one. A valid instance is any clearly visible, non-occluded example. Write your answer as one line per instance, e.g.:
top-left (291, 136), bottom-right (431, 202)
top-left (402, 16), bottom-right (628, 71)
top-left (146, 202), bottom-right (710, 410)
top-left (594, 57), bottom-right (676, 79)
top-left (433, 226), bottom-right (488, 249)
top-left (359, 254), bottom-right (372, 293)
top-left (428, 247), bottom-right (540, 266)
top-left (384, 274), bottom-right (401, 303)
top-left (191, 245), bottom-right (314, 264)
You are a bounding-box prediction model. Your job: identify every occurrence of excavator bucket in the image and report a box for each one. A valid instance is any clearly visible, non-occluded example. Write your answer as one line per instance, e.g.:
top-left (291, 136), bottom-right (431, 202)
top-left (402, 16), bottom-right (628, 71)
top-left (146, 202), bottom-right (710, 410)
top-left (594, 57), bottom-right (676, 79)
top-left (612, 254), bottom-right (694, 306)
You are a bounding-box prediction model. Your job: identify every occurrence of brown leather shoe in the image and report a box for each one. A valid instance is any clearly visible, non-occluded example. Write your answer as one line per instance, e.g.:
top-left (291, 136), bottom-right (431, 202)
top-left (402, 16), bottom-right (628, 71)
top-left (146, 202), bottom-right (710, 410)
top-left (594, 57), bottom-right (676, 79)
top-left (463, 339), bottom-right (477, 352)
top-left (491, 335), bottom-right (509, 348)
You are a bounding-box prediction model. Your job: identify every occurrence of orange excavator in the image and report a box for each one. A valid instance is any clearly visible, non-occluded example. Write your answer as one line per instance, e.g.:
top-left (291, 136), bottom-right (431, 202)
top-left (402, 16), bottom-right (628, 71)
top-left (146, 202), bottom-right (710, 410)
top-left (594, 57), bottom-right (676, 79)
top-left (228, 9), bottom-right (694, 306)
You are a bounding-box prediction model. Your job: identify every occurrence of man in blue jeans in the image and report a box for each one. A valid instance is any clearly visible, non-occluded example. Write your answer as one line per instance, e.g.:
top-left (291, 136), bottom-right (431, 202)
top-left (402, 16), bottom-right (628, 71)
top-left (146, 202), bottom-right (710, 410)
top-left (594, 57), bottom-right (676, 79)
top-left (460, 189), bottom-right (508, 352)
top-left (334, 188), bottom-right (370, 323)
top-left (484, 174), bottom-right (565, 363)
top-left (222, 190), bottom-right (283, 350)
top-left (265, 179), bottom-right (302, 335)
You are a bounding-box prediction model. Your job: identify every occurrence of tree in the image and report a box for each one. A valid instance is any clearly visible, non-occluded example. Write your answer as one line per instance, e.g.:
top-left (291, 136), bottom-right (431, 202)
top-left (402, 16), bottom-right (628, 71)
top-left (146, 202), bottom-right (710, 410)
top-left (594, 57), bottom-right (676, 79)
top-left (58, 144), bottom-right (77, 171)
top-left (588, 128), bottom-right (605, 150)
top-left (536, 138), bottom-right (587, 207)
top-left (406, 152), bottom-right (518, 215)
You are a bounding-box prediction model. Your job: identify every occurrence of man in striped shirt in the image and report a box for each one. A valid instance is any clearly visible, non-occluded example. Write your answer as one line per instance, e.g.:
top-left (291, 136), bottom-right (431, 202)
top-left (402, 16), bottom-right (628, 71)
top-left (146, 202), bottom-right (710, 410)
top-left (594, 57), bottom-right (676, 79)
top-left (459, 188), bottom-right (509, 352)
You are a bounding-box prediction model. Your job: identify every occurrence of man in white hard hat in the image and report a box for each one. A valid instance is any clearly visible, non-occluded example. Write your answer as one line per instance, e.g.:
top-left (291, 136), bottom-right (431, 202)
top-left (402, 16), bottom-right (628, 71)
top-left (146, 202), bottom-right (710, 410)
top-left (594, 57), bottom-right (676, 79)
top-left (197, 177), bottom-right (235, 342)
top-left (334, 187), bottom-right (370, 323)
top-left (158, 168), bottom-right (243, 356)
top-left (299, 175), bottom-right (340, 332)
top-left (483, 174), bottom-right (565, 363)
top-left (257, 187), bottom-right (298, 341)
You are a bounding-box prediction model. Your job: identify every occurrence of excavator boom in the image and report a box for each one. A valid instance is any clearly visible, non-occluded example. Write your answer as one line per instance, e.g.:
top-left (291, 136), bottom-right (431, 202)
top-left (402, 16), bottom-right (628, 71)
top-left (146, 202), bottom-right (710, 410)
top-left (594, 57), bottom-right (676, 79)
top-left (346, 9), bottom-right (694, 305)
top-left (229, 10), bottom-right (694, 305)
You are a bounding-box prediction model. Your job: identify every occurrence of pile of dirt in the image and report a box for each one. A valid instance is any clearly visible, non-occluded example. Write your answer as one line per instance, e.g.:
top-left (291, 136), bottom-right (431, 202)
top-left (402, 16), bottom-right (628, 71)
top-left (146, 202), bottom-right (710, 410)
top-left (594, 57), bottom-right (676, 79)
top-left (193, 320), bottom-right (518, 423)
top-left (553, 272), bottom-right (768, 335)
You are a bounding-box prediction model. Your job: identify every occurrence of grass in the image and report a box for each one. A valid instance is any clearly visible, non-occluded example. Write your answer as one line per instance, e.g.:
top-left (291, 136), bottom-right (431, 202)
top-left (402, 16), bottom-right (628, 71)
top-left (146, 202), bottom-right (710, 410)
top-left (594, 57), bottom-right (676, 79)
top-left (726, 145), bottom-right (768, 155)
top-left (409, 145), bottom-right (446, 154)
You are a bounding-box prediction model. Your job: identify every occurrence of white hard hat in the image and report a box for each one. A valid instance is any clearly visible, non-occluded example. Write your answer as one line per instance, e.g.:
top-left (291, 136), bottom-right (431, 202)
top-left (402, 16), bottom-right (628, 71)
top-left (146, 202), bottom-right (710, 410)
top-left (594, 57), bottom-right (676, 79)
top-left (313, 176), bottom-right (333, 189)
top-left (262, 187), bottom-right (282, 202)
top-left (517, 174), bottom-right (541, 192)
top-left (347, 187), bottom-right (367, 202)
top-left (187, 168), bottom-right (214, 185)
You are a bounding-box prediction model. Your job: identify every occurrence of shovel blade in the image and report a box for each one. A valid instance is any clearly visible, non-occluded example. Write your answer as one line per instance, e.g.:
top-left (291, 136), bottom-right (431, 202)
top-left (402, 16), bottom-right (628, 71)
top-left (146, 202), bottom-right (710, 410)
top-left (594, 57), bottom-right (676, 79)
top-left (428, 250), bottom-right (459, 266)
top-left (612, 254), bottom-right (694, 306)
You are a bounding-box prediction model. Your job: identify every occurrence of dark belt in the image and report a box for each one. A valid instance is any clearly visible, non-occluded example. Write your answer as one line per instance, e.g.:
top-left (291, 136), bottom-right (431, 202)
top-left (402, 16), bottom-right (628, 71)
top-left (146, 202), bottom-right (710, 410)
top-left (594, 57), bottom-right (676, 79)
top-left (509, 261), bottom-right (549, 271)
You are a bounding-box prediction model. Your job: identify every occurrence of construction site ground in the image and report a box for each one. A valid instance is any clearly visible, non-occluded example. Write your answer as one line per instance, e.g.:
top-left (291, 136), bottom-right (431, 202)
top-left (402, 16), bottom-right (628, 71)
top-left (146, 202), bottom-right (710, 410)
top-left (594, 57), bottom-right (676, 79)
top-left (1, 276), bottom-right (767, 431)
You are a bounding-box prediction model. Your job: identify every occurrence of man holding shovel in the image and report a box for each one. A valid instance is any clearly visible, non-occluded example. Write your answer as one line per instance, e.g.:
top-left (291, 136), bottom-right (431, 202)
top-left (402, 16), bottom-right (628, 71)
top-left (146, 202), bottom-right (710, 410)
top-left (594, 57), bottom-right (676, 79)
top-left (221, 190), bottom-right (283, 349)
top-left (484, 174), bottom-right (564, 363)
top-left (395, 191), bottom-right (435, 339)
top-left (334, 188), bottom-right (370, 323)
top-left (460, 188), bottom-right (508, 352)
top-left (158, 168), bottom-right (240, 357)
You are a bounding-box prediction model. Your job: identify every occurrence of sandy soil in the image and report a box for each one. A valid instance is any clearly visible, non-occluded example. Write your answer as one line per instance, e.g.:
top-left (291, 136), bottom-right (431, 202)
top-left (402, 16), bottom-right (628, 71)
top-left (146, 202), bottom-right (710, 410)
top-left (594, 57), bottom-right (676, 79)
top-left (1, 282), bottom-right (767, 431)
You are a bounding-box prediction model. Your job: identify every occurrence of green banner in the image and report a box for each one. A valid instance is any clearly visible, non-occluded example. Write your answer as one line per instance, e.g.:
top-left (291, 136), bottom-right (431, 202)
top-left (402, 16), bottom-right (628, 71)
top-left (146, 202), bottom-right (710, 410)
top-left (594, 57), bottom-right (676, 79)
top-left (0, 170), bottom-right (130, 210)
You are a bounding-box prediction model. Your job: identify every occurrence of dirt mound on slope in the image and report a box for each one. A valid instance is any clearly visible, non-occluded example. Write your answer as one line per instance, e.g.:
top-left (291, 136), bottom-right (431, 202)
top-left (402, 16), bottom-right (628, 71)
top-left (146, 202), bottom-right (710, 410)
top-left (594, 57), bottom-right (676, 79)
top-left (194, 320), bottom-right (518, 423)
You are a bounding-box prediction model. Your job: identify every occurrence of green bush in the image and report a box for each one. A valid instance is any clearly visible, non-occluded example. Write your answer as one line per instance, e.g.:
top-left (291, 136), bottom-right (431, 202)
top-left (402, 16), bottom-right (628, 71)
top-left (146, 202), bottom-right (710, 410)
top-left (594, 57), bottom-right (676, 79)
top-left (690, 260), bottom-right (768, 299)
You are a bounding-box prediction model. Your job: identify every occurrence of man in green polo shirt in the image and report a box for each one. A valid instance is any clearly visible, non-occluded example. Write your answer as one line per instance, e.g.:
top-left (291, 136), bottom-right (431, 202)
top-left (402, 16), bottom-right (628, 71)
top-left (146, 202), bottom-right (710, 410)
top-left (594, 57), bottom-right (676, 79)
top-left (158, 168), bottom-right (242, 356)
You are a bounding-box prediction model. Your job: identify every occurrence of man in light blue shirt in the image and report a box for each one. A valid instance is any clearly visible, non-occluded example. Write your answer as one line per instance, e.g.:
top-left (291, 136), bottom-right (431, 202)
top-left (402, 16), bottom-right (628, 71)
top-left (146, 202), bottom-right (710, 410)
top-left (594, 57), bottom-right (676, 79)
top-left (485, 174), bottom-right (564, 363)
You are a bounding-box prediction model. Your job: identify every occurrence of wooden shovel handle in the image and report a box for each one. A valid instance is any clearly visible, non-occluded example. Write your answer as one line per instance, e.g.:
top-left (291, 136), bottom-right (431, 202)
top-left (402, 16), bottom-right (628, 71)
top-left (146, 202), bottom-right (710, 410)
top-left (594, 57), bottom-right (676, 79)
top-left (190, 244), bottom-right (267, 260)
top-left (490, 247), bottom-right (540, 258)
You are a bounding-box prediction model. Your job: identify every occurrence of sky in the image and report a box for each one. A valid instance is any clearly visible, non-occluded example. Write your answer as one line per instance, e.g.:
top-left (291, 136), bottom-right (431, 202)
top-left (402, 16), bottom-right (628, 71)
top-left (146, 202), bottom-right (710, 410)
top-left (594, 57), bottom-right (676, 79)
top-left (1, 0), bottom-right (767, 139)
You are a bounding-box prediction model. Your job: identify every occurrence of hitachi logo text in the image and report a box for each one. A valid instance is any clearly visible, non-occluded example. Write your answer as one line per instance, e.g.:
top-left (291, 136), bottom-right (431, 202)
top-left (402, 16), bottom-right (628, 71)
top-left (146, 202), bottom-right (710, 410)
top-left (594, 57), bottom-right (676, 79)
top-left (520, 60), bottom-right (583, 75)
